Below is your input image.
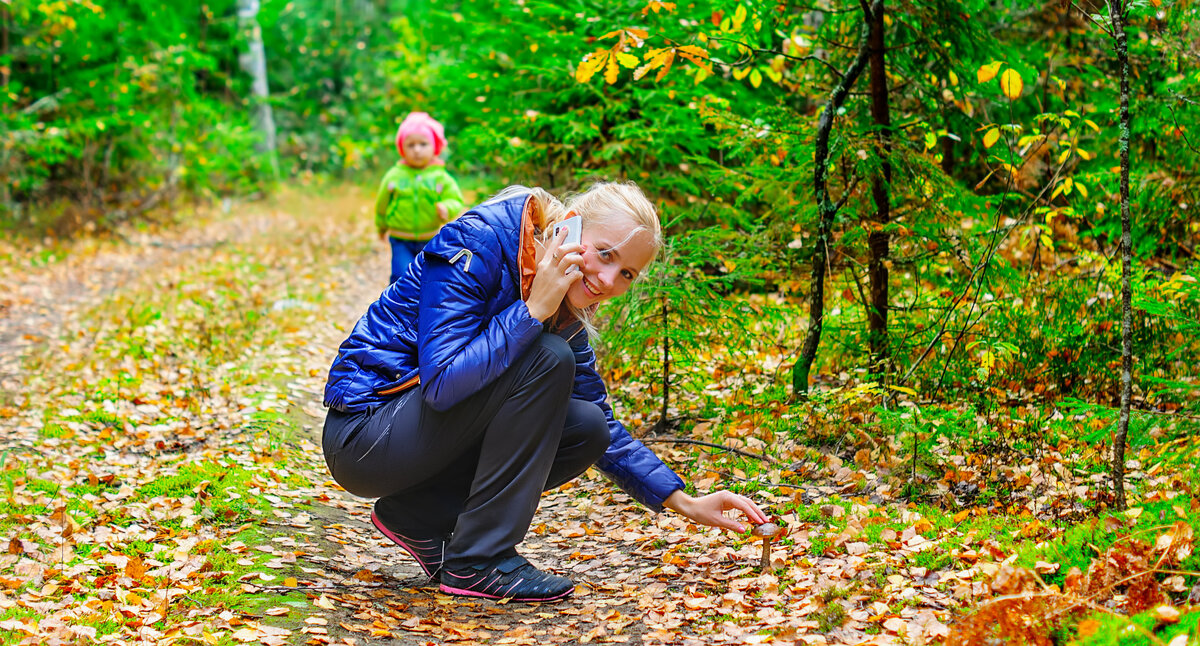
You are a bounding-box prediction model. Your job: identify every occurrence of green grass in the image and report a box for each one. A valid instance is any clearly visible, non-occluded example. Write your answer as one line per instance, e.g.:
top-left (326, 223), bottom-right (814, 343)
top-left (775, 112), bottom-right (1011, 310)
top-left (813, 601), bottom-right (848, 632)
top-left (1070, 608), bottom-right (1200, 646)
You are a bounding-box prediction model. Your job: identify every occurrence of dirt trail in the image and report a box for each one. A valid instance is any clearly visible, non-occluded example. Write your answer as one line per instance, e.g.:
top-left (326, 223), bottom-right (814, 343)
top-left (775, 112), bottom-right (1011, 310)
top-left (1, 192), bottom-right (950, 645)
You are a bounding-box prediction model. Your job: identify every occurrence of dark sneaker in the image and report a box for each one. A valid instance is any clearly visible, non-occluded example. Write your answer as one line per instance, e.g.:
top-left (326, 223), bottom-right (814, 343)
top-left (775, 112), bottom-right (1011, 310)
top-left (439, 555), bottom-right (574, 602)
top-left (370, 510), bottom-right (445, 578)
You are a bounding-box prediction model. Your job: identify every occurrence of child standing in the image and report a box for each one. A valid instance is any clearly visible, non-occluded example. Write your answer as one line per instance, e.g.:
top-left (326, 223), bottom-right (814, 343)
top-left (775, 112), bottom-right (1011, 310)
top-left (375, 112), bottom-right (465, 283)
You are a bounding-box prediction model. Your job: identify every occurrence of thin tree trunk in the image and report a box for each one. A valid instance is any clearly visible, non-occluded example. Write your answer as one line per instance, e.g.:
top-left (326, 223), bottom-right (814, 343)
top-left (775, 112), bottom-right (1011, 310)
top-left (1108, 0), bottom-right (1132, 510)
top-left (660, 297), bottom-right (670, 429)
top-left (237, 0), bottom-right (279, 177)
top-left (1, 4), bottom-right (10, 213)
top-left (793, 0), bottom-right (880, 396)
top-left (866, 0), bottom-right (892, 375)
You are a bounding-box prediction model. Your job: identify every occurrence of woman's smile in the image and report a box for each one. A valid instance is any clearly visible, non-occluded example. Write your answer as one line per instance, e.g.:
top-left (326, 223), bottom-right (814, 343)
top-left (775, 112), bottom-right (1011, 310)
top-left (581, 275), bottom-right (602, 298)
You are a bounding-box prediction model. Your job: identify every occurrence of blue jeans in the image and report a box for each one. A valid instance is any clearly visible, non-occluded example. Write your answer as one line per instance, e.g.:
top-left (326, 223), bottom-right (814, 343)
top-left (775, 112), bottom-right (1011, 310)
top-left (389, 237), bottom-right (427, 284)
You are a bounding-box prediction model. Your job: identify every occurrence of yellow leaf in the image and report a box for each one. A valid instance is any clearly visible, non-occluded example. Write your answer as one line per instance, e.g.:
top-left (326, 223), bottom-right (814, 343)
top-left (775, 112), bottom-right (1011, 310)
top-left (1084, 119), bottom-right (1100, 132)
top-left (1077, 148), bottom-right (1094, 160)
top-left (764, 66), bottom-right (782, 83)
top-left (616, 52), bottom-right (639, 69)
top-left (732, 66), bottom-right (751, 80)
top-left (948, 70), bottom-right (959, 86)
top-left (983, 128), bottom-right (1000, 149)
top-left (530, 43), bottom-right (539, 53)
top-left (604, 55), bottom-right (620, 84)
top-left (675, 46), bottom-right (712, 75)
top-left (656, 50), bottom-right (676, 82)
top-left (977, 61), bottom-right (1003, 84)
top-left (952, 510), bottom-right (970, 523)
top-left (749, 68), bottom-right (762, 88)
top-left (1000, 68), bottom-right (1023, 100)
top-left (1057, 148), bottom-right (1071, 165)
top-left (732, 4), bottom-right (747, 29)
top-left (888, 385), bottom-right (918, 396)
top-left (1076, 182), bottom-right (1088, 198)
top-left (693, 64), bottom-right (708, 85)
top-left (575, 51), bottom-right (607, 83)
top-left (1051, 182), bottom-right (1066, 201)
top-left (283, 577), bottom-right (298, 587)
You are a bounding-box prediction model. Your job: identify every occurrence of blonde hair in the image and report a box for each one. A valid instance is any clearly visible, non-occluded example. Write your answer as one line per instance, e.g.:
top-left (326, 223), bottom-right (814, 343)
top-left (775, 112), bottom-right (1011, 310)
top-left (486, 182), bottom-right (662, 335)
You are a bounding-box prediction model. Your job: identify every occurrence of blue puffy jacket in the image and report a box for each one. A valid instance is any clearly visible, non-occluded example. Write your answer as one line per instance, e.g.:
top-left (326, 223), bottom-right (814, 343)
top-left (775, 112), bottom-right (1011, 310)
top-left (324, 192), bottom-right (685, 511)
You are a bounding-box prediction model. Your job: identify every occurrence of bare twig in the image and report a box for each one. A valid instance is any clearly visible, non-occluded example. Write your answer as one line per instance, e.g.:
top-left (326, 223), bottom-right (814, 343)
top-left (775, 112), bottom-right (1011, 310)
top-left (640, 437), bottom-right (779, 464)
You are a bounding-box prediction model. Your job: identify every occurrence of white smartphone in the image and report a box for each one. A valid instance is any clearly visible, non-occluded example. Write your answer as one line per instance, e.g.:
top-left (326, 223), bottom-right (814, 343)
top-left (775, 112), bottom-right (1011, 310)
top-left (554, 215), bottom-right (582, 247)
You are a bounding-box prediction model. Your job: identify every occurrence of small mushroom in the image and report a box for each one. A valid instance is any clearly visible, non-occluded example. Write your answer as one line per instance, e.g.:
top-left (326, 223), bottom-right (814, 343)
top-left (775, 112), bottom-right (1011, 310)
top-left (752, 522), bottom-right (782, 569)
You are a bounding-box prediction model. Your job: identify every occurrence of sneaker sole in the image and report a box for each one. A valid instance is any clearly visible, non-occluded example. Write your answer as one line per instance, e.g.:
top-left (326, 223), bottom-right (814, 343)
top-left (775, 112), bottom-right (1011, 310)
top-left (370, 511), bottom-right (441, 578)
top-left (438, 583), bottom-right (574, 603)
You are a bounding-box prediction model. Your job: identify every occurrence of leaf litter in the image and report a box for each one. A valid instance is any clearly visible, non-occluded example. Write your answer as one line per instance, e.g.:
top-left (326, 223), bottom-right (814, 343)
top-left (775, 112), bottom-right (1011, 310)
top-left (0, 188), bottom-right (1195, 645)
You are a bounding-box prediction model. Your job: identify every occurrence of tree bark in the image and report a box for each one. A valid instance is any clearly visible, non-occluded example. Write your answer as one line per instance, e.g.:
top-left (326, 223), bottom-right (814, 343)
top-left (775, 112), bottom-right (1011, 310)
top-left (1, 4), bottom-right (9, 213)
top-left (1108, 0), bottom-right (1132, 510)
top-left (660, 296), bottom-right (671, 430)
top-left (237, 0), bottom-right (279, 177)
top-left (865, 0), bottom-right (892, 375)
top-left (793, 0), bottom-right (880, 396)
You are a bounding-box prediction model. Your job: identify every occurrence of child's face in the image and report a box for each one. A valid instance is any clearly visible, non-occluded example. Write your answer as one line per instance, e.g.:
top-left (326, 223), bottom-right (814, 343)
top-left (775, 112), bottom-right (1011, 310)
top-left (402, 133), bottom-right (435, 168)
top-left (565, 216), bottom-right (655, 310)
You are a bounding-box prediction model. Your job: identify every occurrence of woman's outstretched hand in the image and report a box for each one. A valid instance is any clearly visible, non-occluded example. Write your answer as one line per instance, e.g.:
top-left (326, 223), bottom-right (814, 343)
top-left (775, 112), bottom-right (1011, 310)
top-left (663, 490), bottom-right (769, 533)
top-left (526, 226), bottom-right (584, 321)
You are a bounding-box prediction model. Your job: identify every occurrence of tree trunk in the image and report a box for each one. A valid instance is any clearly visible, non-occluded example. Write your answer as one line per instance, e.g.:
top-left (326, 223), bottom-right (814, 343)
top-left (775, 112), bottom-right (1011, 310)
top-left (237, 0), bottom-right (279, 177)
top-left (659, 297), bottom-right (670, 430)
top-left (1, 4), bottom-right (10, 213)
top-left (1108, 0), bottom-right (1132, 510)
top-left (793, 0), bottom-right (880, 396)
top-left (865, 0), bottom-right (892, 375)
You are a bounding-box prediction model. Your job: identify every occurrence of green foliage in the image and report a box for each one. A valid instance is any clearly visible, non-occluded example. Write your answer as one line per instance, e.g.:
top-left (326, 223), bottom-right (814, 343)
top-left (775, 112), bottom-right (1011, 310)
top-left (1010, 491), bottom-right (1200, 634)
top-left (2, 0), bottom-right (273, 232)
top-left (1070, 608), bottom-right (1200, 646)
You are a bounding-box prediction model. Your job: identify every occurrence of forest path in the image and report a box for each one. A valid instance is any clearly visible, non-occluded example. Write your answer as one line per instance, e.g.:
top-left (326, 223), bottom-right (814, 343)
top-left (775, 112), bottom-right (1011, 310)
top-left (0, 189), bottom-right (955, 645)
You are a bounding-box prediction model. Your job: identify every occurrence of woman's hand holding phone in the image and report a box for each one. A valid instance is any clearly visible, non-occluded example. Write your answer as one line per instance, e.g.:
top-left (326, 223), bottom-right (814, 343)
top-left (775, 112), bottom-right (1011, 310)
top-left (526, 218), bottom-right (584, 321)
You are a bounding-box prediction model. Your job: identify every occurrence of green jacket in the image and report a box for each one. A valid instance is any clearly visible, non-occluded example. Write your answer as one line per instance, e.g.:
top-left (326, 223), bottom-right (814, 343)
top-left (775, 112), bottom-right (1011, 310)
top-left (374, 163), bottom-right (465, 240)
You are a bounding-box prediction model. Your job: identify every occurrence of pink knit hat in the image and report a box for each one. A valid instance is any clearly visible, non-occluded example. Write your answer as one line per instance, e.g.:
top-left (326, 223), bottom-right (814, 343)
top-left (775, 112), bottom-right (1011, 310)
top-left (395, 112), bottom-right (447, 158)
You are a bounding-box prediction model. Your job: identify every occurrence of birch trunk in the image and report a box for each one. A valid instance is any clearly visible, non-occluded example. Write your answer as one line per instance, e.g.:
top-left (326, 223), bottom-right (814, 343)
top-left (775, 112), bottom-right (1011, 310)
top-left (237, 0), bottom-right (278, 176)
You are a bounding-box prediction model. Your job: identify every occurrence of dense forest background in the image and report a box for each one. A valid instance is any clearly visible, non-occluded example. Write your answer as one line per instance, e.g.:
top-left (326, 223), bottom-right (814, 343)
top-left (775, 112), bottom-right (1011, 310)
top-left (7, 0), bottom-right (1199, 412)
top-left (3, 0), bottom-right (1200, 643)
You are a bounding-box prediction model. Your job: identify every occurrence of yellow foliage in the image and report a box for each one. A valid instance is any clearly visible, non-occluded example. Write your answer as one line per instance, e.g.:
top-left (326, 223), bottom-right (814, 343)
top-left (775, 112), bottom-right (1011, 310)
top-left (641, 1), bottom-right (676, 14)
top-left (575, 50), bottom-right (608, 83)
top-left (977, 61), bottom-right (1003, 84)
top-left (1000, 68), bottom-right (1023, 100)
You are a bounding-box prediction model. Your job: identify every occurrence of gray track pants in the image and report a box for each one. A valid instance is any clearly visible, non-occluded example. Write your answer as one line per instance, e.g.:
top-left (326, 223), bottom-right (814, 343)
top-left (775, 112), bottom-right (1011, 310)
top-left (322, 333), bottom-right (609, 570)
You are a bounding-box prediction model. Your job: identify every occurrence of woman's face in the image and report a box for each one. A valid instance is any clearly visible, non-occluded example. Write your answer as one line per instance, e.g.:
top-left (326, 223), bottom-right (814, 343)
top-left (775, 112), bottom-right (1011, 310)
top-left (565, 216), bottom-right (656, 309)
top-left (402, 133), bottom-right (435, 168)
